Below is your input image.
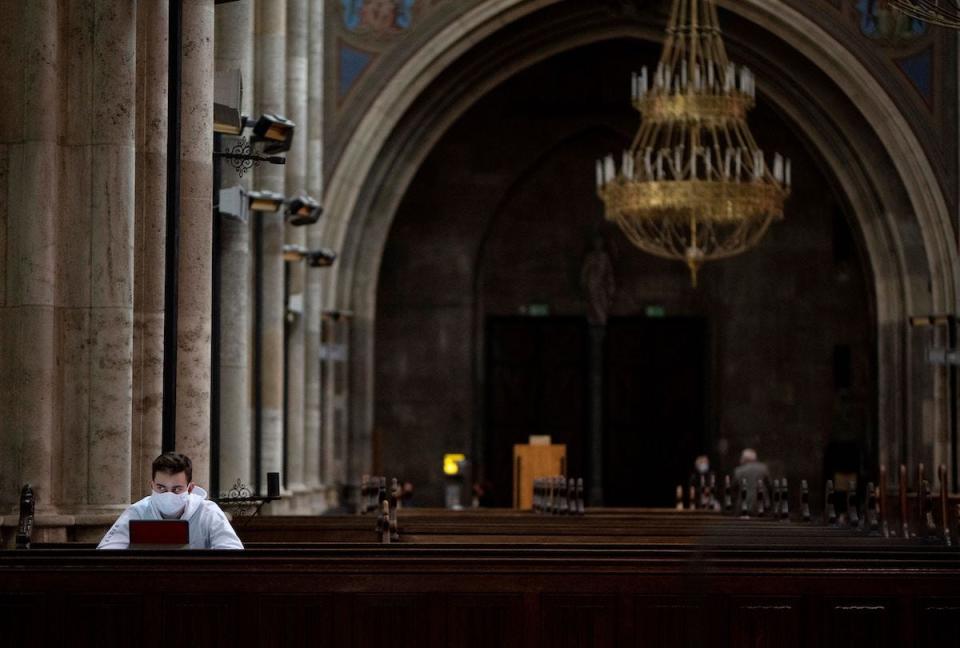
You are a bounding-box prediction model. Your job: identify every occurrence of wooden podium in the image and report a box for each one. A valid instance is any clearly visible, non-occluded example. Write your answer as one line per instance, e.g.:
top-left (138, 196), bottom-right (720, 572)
top-left (512, 443), bottom-right (567, 509)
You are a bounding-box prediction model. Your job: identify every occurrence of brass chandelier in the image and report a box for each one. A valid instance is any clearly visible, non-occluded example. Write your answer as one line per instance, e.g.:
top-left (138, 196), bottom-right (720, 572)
top-left (596, 0), bottom-right (790, 286)
top-left (890, 0), bottom-right (960, 28)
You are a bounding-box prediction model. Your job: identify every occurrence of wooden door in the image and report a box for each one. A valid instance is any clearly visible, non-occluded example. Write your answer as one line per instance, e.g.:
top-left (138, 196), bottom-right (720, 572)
top-left (603, 317), bottom-right (707, 507)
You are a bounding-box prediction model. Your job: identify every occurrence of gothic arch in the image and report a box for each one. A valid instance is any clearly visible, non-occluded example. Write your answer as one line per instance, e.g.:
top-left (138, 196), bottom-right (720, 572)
top-left (320, 0), bottom-right (957, 484)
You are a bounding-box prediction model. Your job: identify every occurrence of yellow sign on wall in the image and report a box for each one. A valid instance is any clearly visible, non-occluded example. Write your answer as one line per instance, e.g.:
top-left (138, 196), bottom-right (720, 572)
top-left (443, 454), bottom-right (466, 476)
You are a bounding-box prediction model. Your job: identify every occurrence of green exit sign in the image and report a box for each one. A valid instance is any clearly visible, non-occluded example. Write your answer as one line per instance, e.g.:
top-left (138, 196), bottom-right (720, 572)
top-left (525, 303), bottom-right (550, 317)
top-left (645, 305), bottom-right (666, 318)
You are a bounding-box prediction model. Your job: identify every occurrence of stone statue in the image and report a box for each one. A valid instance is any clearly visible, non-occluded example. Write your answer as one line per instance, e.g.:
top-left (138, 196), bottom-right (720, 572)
top-left (580, 235), bottom-right (616, 326)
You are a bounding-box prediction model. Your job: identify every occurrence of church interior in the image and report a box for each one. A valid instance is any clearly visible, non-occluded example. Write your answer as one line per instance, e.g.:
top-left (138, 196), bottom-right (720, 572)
top-left (2, 0), bottom-right (960, 645)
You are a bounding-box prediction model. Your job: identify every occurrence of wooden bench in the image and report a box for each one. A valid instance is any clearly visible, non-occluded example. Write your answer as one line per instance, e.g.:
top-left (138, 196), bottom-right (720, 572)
top-left (2, 543), bottom-right (959, 648)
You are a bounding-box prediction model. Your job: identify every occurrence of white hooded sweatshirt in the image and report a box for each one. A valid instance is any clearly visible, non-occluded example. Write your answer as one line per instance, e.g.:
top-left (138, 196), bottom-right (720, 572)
top-left (97, 486), bottom-right (244, 550)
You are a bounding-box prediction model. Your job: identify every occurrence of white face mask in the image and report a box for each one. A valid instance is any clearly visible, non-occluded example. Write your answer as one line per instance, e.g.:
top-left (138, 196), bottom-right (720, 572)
top-left (151, 490), bottom-right (189, 517)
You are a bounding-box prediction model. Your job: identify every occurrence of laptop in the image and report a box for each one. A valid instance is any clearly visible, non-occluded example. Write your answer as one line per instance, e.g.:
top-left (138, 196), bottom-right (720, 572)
top-left (129, 520), bottom-right (190, 549)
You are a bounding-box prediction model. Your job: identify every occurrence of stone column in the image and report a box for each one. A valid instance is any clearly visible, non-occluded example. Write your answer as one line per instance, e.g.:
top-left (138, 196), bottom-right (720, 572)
top-left (0, 0), bottom-right (60, 517)
top-left (215, 0), bottom-right (255, 494)
top-left (84, 0), bottom-right (137, 511)
top-left (284, 0), bottom-right (309, 504)
top-left (255, 0), bottom-right (286, 495)
top-left (133, 0), bottom-right (168, 500)
top-left (176, 0), bottom-right (215, 488)
top-left (1, 0), bottom-right (138, 525)
top-left (321, 315), bottom-right (340, 492)
top-left (303, 0), bottom-right (325, 505)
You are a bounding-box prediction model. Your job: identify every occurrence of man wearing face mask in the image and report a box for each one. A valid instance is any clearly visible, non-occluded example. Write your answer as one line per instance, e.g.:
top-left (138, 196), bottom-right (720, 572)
top-left (97, 452), bottom-right (244, 550)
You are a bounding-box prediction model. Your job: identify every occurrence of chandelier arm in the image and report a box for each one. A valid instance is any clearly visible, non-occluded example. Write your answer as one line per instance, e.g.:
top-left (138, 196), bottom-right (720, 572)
top-left (705, 0), bottom-right (729, 65)
top-left (631, 121), bottom-right (654, 162)
top-left (710, 123), bottom-right (726, 180)
top-left (670, 220), bottom-right (691, 258)
top-left (689, 0), bottom-right (700, 79)
top-left (720, 121), bottom-right (738, 180)
top-left (732, 119), bottom-right (762, 177)
top-left (667, 0), bottom-right (683, 34)
top-left (708, 218), bottom-right (774, 261)
top-left (903, 0), bottom-right (960, 20)
top-left (620, 218), bottom-right (681, 261)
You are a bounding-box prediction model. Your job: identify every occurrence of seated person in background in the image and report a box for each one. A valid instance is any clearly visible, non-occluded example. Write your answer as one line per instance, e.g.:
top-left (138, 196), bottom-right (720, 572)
top-left (98, 452), bottom-right (243, 550)
top-left (733, 448), bottom-right (770, 512)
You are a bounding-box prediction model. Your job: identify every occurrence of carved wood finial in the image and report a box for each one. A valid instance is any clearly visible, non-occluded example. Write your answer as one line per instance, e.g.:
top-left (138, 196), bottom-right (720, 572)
top-left (825, 480), bottom-right (837, 526)
top-left (800, 480), bottom-right (811, 523)
top-left (16, 484), bottom-right (35, 550)
top-left (922, 480), bottom-right (937, 537)
top-left (380, 500), bottom-right (391, 544)
top-left (846, 480), bottom-right (860, 528)
top-left (866, 482), bottom-right (880, 536)
top-left (780, 478), bottom-right (790, 522)
top-left (938, 465), bottom-right (951, 546)
top-left (739, 478), bottom-right (750, 518)
top-left (559, 477), bottom-right (569, 515)
top-left (899, 465), bottom-right (910, 538)
top-left (879, 465), bottom-right (890, 538)
top-left (756, 479), bottom-right (766, 517)
top-left (576, 478), bottom-right (585, 515)
top-left (772, 479), bottom-right (781, 518)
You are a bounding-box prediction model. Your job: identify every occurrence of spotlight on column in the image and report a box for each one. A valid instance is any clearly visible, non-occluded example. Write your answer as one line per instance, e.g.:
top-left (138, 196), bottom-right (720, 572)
top-left (322, 310), bottom-right (354, 321)
top-left (248, 189), bottom-right (285, 213)
top-left (219, 186), bottom-right (284, 222)
top-left (251, 113), bottom-right (295, 154)
top-left (282, 244), bottom-right (309, 263)
top-left (285, 195), bottom-right (323, 226)
top-left (306, 248), bottom-right (337, 268)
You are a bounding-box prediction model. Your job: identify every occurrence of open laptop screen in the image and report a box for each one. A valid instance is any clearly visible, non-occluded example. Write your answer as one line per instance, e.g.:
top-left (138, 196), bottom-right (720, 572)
top-left (129, 520), bottom-right (189, 547)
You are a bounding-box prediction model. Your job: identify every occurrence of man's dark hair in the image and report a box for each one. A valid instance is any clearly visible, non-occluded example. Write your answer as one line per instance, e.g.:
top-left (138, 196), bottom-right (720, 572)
top-left (152, 452), bottom-right (192, 482)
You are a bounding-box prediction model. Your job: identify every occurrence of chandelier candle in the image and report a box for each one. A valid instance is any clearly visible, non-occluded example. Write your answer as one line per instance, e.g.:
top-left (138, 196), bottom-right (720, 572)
top-left (596, 0), bottom-right (791, 286)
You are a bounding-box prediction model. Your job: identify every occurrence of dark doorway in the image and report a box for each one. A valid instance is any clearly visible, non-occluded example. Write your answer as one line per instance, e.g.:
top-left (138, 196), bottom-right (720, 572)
top-left (603, 317), bottom-right (708, 507)
top-left (484, 317), bottom-right (588, 507)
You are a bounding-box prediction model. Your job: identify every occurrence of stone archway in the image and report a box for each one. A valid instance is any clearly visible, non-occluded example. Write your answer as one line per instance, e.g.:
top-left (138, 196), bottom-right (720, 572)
top-left (320, 0), bottom-right (957, 487)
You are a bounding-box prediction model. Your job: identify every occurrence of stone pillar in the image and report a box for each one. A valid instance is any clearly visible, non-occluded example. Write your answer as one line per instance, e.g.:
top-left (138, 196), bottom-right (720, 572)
top-left (255, 0), bottom-right (286, 495)
top-left (175, 0), bottom-right (215, 488)
top-left (0, 0), bottom-right (60, 516)
top-left (1, 0), bottom-right (137, 526)
top-left (321, 316), bottom-right (340, 492)
top-left (303, 0), bottom-right (325, 504)
top-left (133, 0), bottom-right (168, 500)
top-left (215, 0), bottom-right (255, 494)
top-left (284, 0), bottom-right (309, 503)
top-left (84, 0), bottom-right (137, 511)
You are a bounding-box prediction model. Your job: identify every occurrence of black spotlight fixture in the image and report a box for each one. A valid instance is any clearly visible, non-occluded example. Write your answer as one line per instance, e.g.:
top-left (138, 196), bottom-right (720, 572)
top-left (281, 245), bottom-right (336, 268)
top-left (306, 248), bottom-right (337, 268)
top-left (218, 187), bottom-right (285, 222)
top-left (251, 113), bottom-right (295, 155)
top-left (286, 194), bottom-right (323, 226)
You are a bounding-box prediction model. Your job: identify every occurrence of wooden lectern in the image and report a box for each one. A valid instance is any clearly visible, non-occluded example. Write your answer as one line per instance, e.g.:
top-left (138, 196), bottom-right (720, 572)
top-left (513, 444), bottom-right (567, 509)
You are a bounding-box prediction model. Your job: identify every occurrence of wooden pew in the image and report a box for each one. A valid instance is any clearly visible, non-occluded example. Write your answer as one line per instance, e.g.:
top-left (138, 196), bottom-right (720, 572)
top-left (3, 543), bottom-right (960, 648)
